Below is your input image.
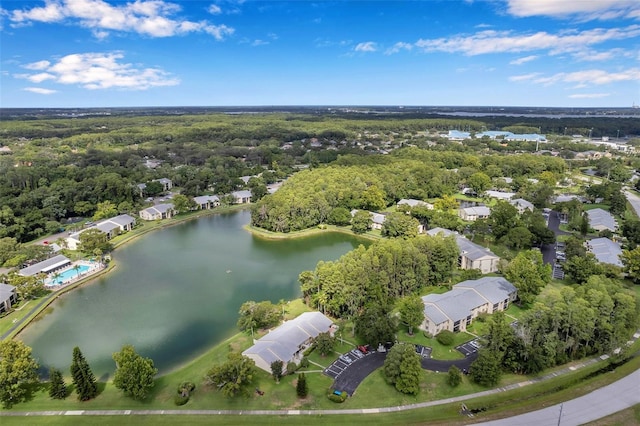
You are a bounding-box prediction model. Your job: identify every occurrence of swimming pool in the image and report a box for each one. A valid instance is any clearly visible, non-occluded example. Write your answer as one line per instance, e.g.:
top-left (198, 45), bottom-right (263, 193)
top-left (47, 264), bottom-right (90, 286)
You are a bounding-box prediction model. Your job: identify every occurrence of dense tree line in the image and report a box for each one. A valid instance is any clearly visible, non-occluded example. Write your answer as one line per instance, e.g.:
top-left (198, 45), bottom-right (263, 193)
top-left (251, 149), bottom-right (566, 233)
top-left (299, 236), bottom-right (458, 319)
top-left (472, 277), bottom-right (638, 385)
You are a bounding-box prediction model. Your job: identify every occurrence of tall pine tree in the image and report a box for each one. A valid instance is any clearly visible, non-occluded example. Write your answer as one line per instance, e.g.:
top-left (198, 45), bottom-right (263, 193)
top-left (70, 347), bottom-right (98, 401)
top-left (296, 373), bottom-right (308, 398)
top-left (48, 367), bottom-right (68, 399)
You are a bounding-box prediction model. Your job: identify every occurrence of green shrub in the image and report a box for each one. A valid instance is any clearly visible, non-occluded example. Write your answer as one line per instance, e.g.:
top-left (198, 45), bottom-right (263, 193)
top-left (303, 345), bottom-right (315, 356)
top-left (299, 357), bottom-right (310, 369)
top-left (286, 361), bottom-right (298, 375)
top-left (175, 381), bottom-right (196, 405)
top-left (174, 394), bottom-right (189, 406)
top-left (423, 330), bottom-right (433, 339)
top-left (436, 330), bottom-right (455, 346)
top-left (179, 381), bottom-right (196, 394)
top-left (327, 390), bottom-right (347, 403)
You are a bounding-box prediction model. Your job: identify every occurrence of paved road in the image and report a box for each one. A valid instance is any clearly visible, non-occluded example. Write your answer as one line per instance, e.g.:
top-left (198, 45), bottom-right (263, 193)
top-left (541, 210), bottom-right (568, 267)
top-left (624, 190), bottom-right (640, 216)
top-left (475, 367), bottom-right (640, 426)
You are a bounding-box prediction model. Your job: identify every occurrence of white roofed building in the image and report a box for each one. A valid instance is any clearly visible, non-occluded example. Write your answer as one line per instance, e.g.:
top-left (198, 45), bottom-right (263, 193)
top-left (19, 255), bottom-right (71, 277)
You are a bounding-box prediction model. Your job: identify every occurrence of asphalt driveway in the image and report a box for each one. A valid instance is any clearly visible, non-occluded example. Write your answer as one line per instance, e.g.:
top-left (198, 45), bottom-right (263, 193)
top-left (331, 352), bottom-right (386, 396)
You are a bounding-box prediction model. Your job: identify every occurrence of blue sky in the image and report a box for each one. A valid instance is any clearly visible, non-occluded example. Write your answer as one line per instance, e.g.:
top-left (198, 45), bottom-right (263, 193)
top-left (1, 0), bottom-right (639, 108)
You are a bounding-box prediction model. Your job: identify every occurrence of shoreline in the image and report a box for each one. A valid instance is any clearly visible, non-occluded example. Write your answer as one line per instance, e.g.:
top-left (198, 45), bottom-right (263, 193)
top-left (244, 223), bottom-right (381, 242)
top-left (4, 204), bottom-right (248, 342)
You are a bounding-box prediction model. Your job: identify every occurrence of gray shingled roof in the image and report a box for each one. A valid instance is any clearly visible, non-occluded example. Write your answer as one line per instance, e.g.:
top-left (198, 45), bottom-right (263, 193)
top-left (426, 228), bottom-right (498, 261)
top-left (456, 236), bottom-right (498, 261)
top-left (96, 222), bottom-right (119, 234)
top-left (19, 255), bottom-right (71, 276)
top-left (586, 208), bottom-right (617, 231)
top-left (426, 227), bottom-right (457, 237)
top-left (423, 288), bottom-right (487, 325)
top-left (461, 206), bottom-right (491, 217)
top-left (398, 199), bottom-right (428, 208)
top-left (243, 312), bottom-right (332, 363)
top-left (423, 277), bottom-right (516, 326)
top-left (0, 283), bottom-right (16, 301)
top-left (454, 276), bottom-right (516, 304)
top-left (587, 237), bottom-right (623, 267)
top-left (193, 195), bottom-right (220, 204)
top-left (142, 203), bottom-right (173, 215)
top-left (104, 214), bottom-right (135, 227)
top-left (510, 198), bottom-right (534, 211)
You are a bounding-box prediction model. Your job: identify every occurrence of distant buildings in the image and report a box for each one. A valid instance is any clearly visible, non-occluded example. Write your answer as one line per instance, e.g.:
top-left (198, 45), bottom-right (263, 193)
top-left (139, 204), bottom-right (176, 221)
top-left (397, 199), bottom-right (434, 210)
top-left (66, 214), bottom-right (135, 250)
top-left (458, 206), bottom-right (491, 221)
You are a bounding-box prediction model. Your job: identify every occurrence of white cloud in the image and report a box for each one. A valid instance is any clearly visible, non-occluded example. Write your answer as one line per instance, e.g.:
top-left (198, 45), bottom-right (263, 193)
top-left (385, 42), bottom-right (413, 55)
top-left (568, 93), bottom-right (611, 99)
top-left (509, 72), bottom-right (542, 81)
top-left (414, 25), bottom-right (640, 56)
top-left (10, 0), bottom-right (234, 39)
top-left (513, 68), bottom-right (640, 86)
top-left (510, 55), bottom-right (538, 65)
top-left (354, 41), bottom-right (377, 52)
top-left (251, 39), bottom-right (268, 46)
top-left (24, 87), bottom-right (58, 94)
top-left (15, 52), bottom-right (180, 90)
top-left (571, 48), bottom-right (631, 62)
top-left (208, 4), bottom-right (222, 15)
top-left (23, 60), bottom-right (51, 70)
top-left (506, 0), bottom-right (640, 21)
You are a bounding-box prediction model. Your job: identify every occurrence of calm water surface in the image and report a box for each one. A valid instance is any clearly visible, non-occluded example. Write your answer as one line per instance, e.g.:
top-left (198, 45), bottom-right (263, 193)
top-left (20, 210), bottom-right (366, 376)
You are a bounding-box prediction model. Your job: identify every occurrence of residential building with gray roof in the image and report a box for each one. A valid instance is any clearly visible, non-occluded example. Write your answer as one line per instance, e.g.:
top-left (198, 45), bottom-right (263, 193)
top-left (420, 277), bottom-right (516, 335)
top-left (243, 312), bottom-right (334, 373)
top-left (586, 237), bottom-right (623, 267)
top-left (586, 208), bottom-right (617, 232)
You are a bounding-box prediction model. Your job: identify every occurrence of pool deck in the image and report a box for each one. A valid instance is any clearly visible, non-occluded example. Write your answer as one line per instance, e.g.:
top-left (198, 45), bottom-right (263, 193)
top-left (45, 261), bottom-right (105, 289)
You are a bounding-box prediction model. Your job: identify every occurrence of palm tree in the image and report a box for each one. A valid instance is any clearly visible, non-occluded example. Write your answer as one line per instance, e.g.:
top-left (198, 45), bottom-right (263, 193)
top-left (52, 272), bottom-right (62, 285)
top-left (73, 264), bottom-right (81, 278)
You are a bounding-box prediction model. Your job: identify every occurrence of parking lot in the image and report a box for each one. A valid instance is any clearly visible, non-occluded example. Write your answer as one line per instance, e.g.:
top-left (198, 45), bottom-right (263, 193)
top-left (324, 346), bottom-right (372, 380)
top-left (456, 339), bottom-right (481, 357)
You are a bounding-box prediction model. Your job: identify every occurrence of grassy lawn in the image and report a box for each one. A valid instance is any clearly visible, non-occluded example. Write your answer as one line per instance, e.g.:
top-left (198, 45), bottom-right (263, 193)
top-left (396, 325), bottom-right (469, 360)
top-left (245, 223), bottom-right (380, 243)
top-left (2, 353), bottom-right (639, 425)
top-left (0, 295), bottom-right (48, 336)
top-left (583, 204), bottom-right (610, 211)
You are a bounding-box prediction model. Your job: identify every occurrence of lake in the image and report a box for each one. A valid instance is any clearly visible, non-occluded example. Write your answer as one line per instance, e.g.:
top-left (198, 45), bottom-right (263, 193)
top-left (20, 210), bottom-right (366, 376)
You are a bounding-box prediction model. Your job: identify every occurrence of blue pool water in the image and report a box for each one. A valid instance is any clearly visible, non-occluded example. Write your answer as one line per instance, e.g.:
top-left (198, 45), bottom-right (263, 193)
top-left (48, 265), bottom-right (90, 286)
